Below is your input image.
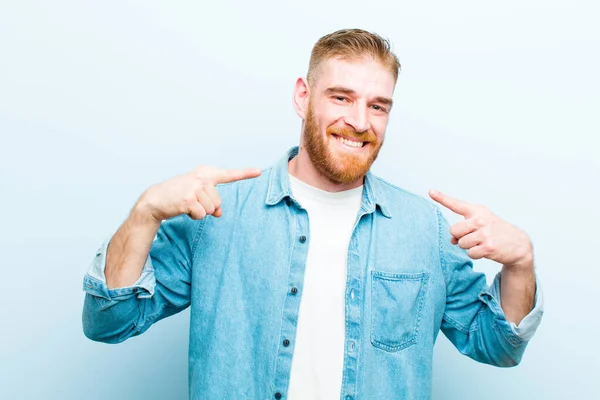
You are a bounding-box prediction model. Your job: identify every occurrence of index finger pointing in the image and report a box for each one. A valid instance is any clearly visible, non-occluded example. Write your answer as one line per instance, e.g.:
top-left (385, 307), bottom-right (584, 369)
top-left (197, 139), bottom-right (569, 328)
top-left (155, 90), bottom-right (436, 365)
top-left (429, 190), bottom-right (473, 217)
top-left (214, 168), bottom-right (262, 184)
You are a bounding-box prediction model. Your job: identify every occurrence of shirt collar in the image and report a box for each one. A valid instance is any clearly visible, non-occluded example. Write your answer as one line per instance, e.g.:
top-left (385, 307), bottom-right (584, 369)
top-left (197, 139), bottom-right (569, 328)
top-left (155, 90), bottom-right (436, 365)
top-left (265, 146), bottom-right (392, 218)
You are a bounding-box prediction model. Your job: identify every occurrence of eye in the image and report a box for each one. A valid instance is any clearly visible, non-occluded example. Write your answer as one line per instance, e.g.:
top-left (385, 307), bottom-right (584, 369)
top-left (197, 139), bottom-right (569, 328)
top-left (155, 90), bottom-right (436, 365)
top-left (371, 104), bottom-right (388, 113)
top-left (334, 96), bottom-right (348, 102)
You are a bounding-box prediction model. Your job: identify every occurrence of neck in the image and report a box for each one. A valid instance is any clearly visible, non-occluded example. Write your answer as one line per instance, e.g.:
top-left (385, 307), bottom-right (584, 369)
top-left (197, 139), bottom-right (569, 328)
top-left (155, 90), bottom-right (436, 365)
top-left (288, 145), bottom-right (365, 193)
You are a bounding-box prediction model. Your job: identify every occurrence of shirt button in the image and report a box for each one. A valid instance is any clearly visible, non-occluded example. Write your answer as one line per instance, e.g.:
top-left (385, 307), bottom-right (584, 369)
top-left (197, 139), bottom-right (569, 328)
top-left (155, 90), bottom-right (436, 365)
top-left (349, 341), bottom-right (355, 351)
top-left (283, 339), bottom-right (290, 347)
top-left (299, 235), bottom-right (306, 243)
top-left (350, 289), bottom-right (355, 300)
top-left (275, 393), bottom-right (282, 399)
top-left (291, 287), bottom-right (298, 295)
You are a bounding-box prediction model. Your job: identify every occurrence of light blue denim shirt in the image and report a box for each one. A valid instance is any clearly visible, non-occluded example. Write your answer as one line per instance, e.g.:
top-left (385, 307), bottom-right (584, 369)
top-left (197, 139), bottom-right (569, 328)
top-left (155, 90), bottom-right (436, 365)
top-left (82, 146), bottom-right (543, 400)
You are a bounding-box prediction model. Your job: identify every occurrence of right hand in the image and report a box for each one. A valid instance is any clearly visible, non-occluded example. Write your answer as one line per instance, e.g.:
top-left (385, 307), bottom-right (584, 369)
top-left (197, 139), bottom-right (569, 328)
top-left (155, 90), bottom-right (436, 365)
top-left (134, 166), bottom-right (262, 222)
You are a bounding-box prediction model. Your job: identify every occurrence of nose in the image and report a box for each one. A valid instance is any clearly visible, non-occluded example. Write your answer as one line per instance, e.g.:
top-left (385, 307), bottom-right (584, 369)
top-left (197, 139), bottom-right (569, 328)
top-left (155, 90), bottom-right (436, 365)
top-left (343, 104), bottom-right (370, 133)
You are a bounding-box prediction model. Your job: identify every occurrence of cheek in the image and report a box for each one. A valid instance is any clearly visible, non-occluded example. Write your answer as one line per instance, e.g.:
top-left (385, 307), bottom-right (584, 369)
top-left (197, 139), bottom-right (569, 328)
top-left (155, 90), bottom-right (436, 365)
top-left (318, 103), bottom-right (347, 125)
top-left (370, 119), bottom-right (388, 140)
top-left (320, 116), bottom-right (344, 133)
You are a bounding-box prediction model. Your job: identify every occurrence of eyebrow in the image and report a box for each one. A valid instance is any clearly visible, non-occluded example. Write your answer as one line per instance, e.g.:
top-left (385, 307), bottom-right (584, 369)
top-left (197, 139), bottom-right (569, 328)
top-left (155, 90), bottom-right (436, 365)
top-left (324, 86), bottom-right (394, 108)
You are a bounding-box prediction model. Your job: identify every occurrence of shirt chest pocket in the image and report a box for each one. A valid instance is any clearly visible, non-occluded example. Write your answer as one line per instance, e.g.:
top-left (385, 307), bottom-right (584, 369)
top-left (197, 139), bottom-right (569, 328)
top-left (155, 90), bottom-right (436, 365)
top-left (370, 270), bottom-right (430, 352)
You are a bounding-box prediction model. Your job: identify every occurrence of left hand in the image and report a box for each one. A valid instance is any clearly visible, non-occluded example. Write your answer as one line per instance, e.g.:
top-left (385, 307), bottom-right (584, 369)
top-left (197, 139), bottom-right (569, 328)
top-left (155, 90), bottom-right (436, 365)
top-left (429, 190), bottom-right (533, 271)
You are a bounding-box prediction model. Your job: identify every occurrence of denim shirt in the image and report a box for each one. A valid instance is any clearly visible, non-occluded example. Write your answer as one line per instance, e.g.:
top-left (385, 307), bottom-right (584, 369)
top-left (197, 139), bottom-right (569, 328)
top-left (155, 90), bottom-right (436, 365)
top-left (82, 146), bottom-right (543, 400)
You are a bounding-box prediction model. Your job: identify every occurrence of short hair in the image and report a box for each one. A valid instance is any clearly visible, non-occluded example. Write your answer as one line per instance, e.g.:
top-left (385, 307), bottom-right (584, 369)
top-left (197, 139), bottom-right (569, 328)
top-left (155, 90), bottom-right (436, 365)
top-left (307, 28), bottom-right (401, 85)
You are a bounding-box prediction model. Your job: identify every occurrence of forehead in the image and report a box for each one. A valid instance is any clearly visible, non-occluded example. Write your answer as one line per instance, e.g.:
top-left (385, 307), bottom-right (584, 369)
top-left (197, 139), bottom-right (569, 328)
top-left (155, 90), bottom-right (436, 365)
top-left (313, 57), bottom-right (396, 98)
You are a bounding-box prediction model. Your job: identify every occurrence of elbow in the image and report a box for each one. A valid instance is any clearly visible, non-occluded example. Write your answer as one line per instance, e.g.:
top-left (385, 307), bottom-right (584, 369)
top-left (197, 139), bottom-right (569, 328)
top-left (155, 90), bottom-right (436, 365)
top-left (490, 352), bottom-right (522, 368)
top-left (82, 314), bottom-right (120, 343)
top-left (82, 321), bottom-right (134, 344)
top-left (82, 320), bottom-right (111, 343)
top-left (465, 329), bottom-right (527, 368)
top-left (484, 337), bottom-right (528, 368)
top-left (81, 294), bottom-right (137, 344)
top-left (466, 346), bottom-right (523, 368)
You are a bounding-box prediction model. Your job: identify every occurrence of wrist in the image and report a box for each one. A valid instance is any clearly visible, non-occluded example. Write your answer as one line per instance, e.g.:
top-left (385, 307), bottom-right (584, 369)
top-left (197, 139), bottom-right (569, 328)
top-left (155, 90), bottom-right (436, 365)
top-left (131, 199), bottom-right (162, 228)
top-left (502, 252), bottom-right (534, 277)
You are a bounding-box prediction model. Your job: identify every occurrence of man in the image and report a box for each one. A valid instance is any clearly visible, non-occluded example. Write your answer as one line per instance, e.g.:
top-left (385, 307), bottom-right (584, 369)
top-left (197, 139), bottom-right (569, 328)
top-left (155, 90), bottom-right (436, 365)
top-left (82, 29), bottom-right (543, 399)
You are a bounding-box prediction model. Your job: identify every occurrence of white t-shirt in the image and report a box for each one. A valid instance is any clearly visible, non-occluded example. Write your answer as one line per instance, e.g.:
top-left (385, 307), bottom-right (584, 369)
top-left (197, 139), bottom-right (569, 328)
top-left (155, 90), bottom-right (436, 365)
top-left (287, 174), bottom-right (364, 400)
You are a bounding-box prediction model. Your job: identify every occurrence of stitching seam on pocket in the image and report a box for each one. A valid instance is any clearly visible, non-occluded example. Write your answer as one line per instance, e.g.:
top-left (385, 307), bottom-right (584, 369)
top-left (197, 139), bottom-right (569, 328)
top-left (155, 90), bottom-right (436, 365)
top-left (371, 271), bottom-right (429, 352)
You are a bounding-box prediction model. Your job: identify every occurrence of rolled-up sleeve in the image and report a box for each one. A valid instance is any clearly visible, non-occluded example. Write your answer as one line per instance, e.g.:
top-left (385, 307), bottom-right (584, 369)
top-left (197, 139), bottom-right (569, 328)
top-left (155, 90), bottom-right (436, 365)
top-left (437, 208), bottom-right (544, 367)
top-left (487, 271), bottom-right (544, 342)
top-left (82, 237), bottom-right (156, 309)
top-left (82, 214), bottom-right (200, 343)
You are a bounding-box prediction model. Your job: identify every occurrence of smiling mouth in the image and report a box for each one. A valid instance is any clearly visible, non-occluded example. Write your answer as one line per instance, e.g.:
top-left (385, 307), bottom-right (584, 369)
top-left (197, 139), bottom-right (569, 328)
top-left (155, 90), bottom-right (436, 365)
top-left (332, 134), bottom-right (367, 148)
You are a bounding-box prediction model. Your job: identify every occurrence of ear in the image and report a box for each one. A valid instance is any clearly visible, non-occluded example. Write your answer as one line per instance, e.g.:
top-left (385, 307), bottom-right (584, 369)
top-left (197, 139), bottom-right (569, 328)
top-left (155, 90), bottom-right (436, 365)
top-left (292, 77), bottom-right (310, 119)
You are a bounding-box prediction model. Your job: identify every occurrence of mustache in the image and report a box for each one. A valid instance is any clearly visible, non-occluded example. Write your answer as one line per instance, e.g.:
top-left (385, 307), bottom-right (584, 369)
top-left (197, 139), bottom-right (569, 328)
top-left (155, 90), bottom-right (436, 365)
top-left (327, 126), bottom-right (377, 143)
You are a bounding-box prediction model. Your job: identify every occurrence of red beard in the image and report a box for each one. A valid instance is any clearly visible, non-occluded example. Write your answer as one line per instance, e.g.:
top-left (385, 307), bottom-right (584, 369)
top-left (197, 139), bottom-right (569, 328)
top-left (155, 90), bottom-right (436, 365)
top-left (303, 102), bottom-right (383, 184)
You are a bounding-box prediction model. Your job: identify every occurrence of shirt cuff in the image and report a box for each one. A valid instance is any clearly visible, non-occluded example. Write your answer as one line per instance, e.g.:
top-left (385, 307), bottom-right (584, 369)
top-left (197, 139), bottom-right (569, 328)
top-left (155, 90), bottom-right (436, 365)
top-left (487, 271), bottom-right (544, 342)
top-left (82, 236), bottom-right (156, 302)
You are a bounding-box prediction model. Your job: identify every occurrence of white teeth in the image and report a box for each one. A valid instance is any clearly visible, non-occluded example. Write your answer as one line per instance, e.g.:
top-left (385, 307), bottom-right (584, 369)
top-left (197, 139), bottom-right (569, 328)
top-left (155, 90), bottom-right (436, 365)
top-left (335, 136), bottom-right (363, 148)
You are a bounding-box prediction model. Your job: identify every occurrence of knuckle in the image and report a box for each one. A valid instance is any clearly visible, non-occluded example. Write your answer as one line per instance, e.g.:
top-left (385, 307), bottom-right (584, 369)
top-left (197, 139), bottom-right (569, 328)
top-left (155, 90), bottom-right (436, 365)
top-left (194, 167), bottom-right (211, 180)
top-left (480, 228), bottom-right (489, 240)
top-left (198, 177), bottom-right (215, 189)
top-left (201, 166), bottom-right (216, 176)
top-left (474, 217), bottom-right (485, 227)
top-left (192, 206), bottom-right (207, 219)
top-left (468, 248), bottom-right (481, 259)
top-left (195, 172), bottom-right (207, 182)
top-left (449, 225), bottom-right (459, 237)
top-left (195, 181), bottom-right (207, 191)
top-left (182, 195), bottom-right (196, 207)
top-left (191, 168), bottom-right (204, 179)
top-left (478, 205), bottom-right (491, 215)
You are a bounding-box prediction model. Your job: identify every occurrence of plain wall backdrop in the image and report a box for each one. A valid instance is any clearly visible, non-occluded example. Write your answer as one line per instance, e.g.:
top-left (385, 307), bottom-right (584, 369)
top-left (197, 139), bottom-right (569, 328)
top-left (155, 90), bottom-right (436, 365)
top-left (1, 0), bottom-right (598, 398)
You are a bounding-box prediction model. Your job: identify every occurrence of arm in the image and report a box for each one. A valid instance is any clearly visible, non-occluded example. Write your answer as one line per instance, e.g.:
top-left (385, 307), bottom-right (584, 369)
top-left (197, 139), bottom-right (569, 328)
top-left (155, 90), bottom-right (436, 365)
top-left (429, 189), bottom-right (541, 326)
top-left (82, 166), bottom-right (262, 343)
top-left (500, 257), bottom-right (536, 326)
top-left (82, 214), bottom-right (197, 343)
top-left (437, 208), bottom-right (544, 367)
top-left (104, 204), bottom-right (161, 290)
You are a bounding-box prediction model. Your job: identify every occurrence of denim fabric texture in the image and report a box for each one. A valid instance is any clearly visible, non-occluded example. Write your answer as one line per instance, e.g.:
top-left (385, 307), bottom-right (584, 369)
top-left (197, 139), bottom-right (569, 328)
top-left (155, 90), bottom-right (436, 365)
top-left (82, 146), bottom-right (543, 400)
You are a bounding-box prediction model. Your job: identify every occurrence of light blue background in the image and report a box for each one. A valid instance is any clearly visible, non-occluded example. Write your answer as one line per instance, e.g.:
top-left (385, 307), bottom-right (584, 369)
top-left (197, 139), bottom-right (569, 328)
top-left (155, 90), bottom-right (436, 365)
top-left (1, 1), bottom-right (598, 398)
